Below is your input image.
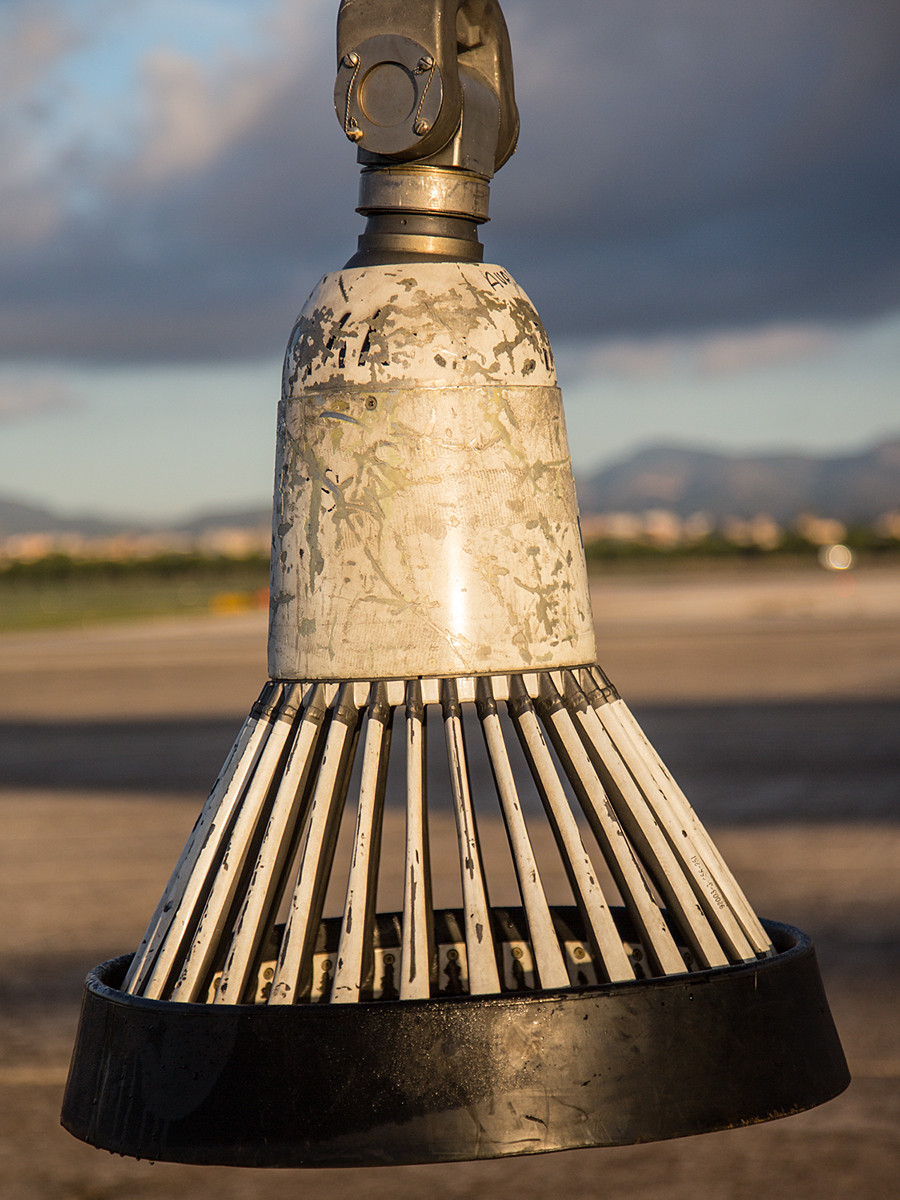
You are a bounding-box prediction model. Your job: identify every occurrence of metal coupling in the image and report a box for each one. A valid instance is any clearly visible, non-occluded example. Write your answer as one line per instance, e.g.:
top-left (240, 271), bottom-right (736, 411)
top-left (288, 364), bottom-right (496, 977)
top-left (334, 0), bottom-right (519, 266)
top-left (358, 165), bottom-right (490, 222)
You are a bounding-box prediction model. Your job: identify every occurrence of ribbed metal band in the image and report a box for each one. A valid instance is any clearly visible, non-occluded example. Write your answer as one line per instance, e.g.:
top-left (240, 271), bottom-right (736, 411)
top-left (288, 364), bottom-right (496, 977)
top-left (358, 165), bottom-right (490, 223)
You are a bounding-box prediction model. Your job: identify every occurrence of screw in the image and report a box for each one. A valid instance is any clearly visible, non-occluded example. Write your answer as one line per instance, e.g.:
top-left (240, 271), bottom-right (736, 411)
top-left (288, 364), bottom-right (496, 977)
top-left (413, 119), bottom-right (430, 136)
top-left (416, 55), bottom-right (434, 72)
top-left (365, 396), bottom-right (377, 410)
top-left (342, 51), bottom-right (360, 68)
top-left (345, 121), bottom-right (363, 143)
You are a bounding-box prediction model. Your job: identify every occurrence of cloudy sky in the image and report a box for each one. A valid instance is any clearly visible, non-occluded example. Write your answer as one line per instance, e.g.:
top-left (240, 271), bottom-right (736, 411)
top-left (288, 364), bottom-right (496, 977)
top-left (1, 0), bottom-right (899, 521)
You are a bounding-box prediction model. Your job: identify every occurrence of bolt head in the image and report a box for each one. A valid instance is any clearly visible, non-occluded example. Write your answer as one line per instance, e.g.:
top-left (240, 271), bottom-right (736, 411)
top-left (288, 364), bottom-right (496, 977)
top-left (416, 55), bottom-right (434, 72)
top-left (413, 119), bottom-right (430, 136)
top-left (342, 51), bottom-right (360, 68)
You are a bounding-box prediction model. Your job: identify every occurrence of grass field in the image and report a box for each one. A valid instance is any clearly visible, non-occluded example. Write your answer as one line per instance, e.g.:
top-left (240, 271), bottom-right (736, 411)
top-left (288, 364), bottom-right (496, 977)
top-left (3, 549), bottom-right (898, 633)
top-left (0, 565), bottom-right (269, 631)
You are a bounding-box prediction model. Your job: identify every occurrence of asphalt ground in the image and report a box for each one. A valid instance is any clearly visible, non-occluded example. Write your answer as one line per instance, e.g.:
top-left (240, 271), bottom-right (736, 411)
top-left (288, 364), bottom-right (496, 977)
top-left (1, 562), bottom-right (898, 1199)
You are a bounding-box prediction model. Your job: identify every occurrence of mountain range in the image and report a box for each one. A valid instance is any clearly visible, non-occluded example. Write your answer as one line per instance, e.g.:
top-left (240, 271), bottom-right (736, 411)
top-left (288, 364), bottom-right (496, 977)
top-left (577, 437), bottom-right (900, 524)
top-left (0, 498), bottom-right (270, 542)
top-left (2, 437), bottom-right (898, 540)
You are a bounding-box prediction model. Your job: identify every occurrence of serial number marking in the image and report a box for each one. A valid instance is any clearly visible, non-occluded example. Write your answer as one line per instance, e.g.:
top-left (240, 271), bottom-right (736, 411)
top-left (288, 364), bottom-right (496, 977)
top-left (690, 854), bottom-right (726, 910)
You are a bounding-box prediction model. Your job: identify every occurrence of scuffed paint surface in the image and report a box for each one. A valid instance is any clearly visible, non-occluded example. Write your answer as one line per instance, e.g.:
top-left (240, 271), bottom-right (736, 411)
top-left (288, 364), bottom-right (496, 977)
top-left (281, 262), bottom-right (556, 396)
top-left (269, 263), bottom-right (596, 680)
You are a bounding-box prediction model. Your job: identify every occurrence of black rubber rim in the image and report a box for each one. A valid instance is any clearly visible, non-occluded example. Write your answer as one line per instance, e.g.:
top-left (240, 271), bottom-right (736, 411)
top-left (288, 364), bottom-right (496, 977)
top-left (61, 915), bottom-right (850, 1167)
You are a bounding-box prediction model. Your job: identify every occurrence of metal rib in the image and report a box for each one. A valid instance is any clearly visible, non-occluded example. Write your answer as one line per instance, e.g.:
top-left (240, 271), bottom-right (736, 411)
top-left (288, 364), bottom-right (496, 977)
top-left (331, 683), bottom-right (393, 1003)
top-left (585, 668), bottom-right (771, 956)
top-left (167, 685), bottom-right (305, 1003)
top-left (400, 679), bottom-right (434, 999)
top-left (475, 677), bottom-right (569, 990)
top-left (562, 671), bottom-right (736, 968)
top-left (442, 679), bottom-right (501, 996)
top-left (535, 674), bottom-right (687, 978)
top-left (616, 696), bottom-right (771, 952)
top-left (127, 664), bottom-right (776, 1009)
top-left (124, 681), bottom-right (281, 994)
top-left (507, 675), bottom-right (635, 983)
top-left (268, 684), bottom-right (362, 1004)
top-left (139, 683), bottom-right (299, 1000)
top-left (213, 685), bottom-right (330, 1004)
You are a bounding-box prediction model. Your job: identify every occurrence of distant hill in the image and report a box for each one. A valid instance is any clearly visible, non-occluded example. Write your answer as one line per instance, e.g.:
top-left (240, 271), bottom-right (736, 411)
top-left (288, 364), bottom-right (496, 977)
top-left (576, 437), bottom-right (900, 523)
top-left (0, 496), bottom-right (134, 539)
top-left (172, 507), bottom-right (270, 537)
top-left (0, 496), bottom-right (269, 542)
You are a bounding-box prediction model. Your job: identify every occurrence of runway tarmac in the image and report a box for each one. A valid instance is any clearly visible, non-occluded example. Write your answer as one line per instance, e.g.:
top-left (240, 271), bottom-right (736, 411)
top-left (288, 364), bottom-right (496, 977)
top-left (1, 562), bottom-right (898, 1198)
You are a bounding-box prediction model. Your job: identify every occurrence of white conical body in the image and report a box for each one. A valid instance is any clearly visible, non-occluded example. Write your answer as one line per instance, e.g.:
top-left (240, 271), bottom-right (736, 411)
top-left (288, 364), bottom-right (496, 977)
top-left (121, 260), bottom-right (774, 1014)
top-left (268, 261), bottom-right (596, 681)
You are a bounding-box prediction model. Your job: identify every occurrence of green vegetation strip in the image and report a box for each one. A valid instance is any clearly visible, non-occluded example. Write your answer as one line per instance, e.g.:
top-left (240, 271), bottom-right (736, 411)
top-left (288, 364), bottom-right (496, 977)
top-left (0, 554), bottom-right (269, 632)
top-left (583, 528), bottom-right (900, 563)
top-left (1, 543), bottom-right (898, 632)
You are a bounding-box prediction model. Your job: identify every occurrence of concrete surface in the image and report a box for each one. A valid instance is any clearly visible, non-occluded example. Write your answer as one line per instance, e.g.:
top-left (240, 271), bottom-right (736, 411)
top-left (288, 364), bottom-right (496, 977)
top-left (1, 561), bottom-right (898, 1198)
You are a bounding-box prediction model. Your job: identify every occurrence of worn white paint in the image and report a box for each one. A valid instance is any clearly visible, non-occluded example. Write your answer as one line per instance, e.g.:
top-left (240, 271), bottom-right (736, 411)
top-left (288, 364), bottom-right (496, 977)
top-left (123, 685), bottom-right (278, 995)
top-left (540, 686), bottom-right (688, 978)
top-left (269, 261), bottom-right (596, 681)
top-left (593, 684), bottom-right (772, 957)
top-left (567, 679), bottom-right (741, 968)
top-left (121, 270), bottom-right (773, 1005)
top-left (442, 679), bottom-right (501, 995)
top-left (400, 680), bottom-right (433, 999)
top-left (214, 686), bottom-right (329, 1004)
top-left (508, 683), bottom-right (636, 984)
top-left (269, 686), bottom-right (360, 1004)
top-left (124, 668), bottom-right (778, 1005)
top-left (280, 262), bottom-right (557, 391)
top-left (477, 676), bottom-right (570, 990)
top-left (331, 683), bottom-right (392, 1003)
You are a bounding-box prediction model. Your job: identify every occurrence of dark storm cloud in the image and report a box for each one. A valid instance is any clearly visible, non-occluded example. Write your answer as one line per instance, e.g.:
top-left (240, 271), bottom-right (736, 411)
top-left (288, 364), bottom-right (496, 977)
top-left (491, 0), bottom-right (900, 339)
top-left (1, 0), bottom-right (898, 363)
